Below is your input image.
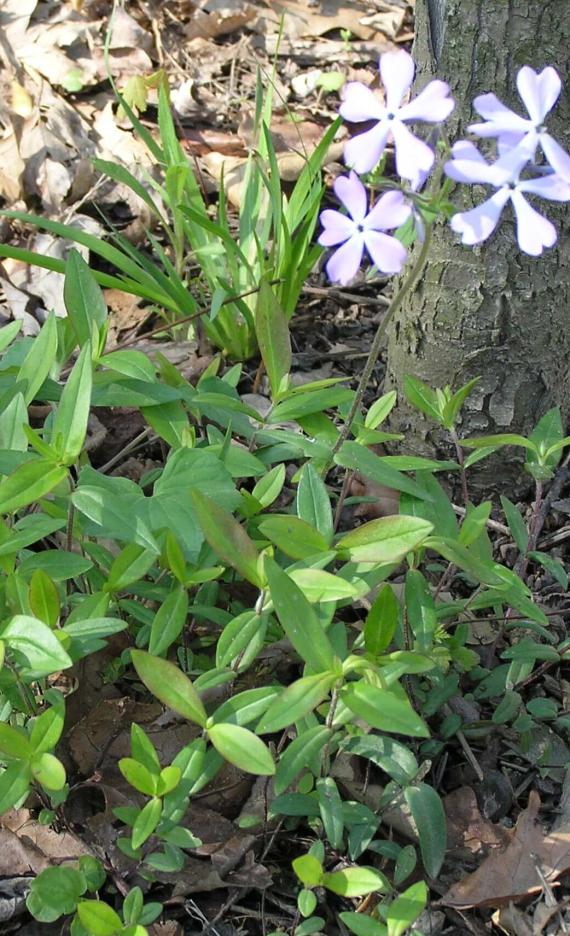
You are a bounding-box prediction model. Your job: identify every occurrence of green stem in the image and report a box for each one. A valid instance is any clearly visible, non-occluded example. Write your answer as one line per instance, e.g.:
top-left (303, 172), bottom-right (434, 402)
top-left (324, 225), bottom-right (434, 473)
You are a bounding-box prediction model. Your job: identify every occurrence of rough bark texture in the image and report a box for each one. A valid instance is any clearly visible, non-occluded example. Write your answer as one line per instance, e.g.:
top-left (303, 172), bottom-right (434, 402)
top-left (385, 0), bottom-right (570, 492)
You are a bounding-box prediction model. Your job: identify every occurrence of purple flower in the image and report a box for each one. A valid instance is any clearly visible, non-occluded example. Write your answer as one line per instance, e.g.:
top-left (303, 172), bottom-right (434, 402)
top-left (469, 66), bottom-right (570, 182)
top-left (318, 171), bottom-right (411, 285)
top-left (445, 141), bottom-right (570, 255)
top-left (339, 50), bottom-right (455, 179)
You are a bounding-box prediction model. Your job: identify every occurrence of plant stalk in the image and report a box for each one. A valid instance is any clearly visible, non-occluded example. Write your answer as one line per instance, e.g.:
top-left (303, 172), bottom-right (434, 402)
top-left (324, 225), bottom-right (434, 474)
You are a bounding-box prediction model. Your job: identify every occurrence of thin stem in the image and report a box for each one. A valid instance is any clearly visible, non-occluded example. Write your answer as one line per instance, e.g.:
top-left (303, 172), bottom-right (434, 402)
top-left (324, 226), bottom-right (434, 474)
top-left (450, 426), bottom-right (469, 507)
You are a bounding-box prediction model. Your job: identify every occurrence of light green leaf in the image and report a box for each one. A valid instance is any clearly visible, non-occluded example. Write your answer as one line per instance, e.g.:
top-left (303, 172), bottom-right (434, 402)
top-left (275, 725), bottom-right (332, 795)
top-left (403, 376), bottom-right (442, 423)
top-left (207, 723), bottom-right (275, 775)
top-left (77, 900), bottom-right (124, 936)
top-left (132, 797), bottom-right (162, 850)
top-left (255, 279), bottom-right (291, 400)
top-left (148, 586), bottom-right (188, 657)
top-left (52, 343), bottom-right (93, 463)
top-left (387, 881), bottom-right (427, 936)
top-left (64, 249), bottom-right (107, 347)
top-left (405, 569), bottom-right (437, 652)
top-left (323, 866), bottom-right (388, 897)
top-left (500, 495), bottom-right (529, 554)
top-left (257, 514), bottom-right (330, 559)
top-left (292, 854), bottom-right (324, 887)
top-left (30, 752), bottom-right (66, 791)
top-left (342, 682), bottom-right (429, 737)
top-left (297, 462), bottom-right (333, 545)
top-left (0, 460), bottom-right (67, 515)
top-left (17, 313), bottom-right (57, 404)
top-left (1, 615), bottom-right (72, 676)
top-left (336, 516), bottom-right (433, 564)
top-left (364, 584), bottom-right (399, 656)
top-left (131, 650), bottom-right (207, 728)
top-left (257, 672), bottom-right (337, 734)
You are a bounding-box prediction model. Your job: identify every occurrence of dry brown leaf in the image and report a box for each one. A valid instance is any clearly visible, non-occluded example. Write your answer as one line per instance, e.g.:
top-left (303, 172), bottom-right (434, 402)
top-left (253, 0), bottom-right (379, 41)
top-left (442, 791), bottom-right (570, 909)
top-left (185, 1), bottom-right (257, 41)
top-left (0, 809), bottom-right (91, 877)
top-left (444, 786), bottom-right (511, 855)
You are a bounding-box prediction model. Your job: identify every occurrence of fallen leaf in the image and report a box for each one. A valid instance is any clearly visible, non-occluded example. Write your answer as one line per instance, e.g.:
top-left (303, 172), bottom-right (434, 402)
top-left (442, 791), bottom-right (570, 909)
top-left (444, 786), bottom-right (511, 855)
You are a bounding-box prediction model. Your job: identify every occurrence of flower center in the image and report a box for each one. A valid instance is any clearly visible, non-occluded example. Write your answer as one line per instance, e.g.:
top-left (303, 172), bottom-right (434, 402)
top-left (355, 223), bottom-right (365, 233)
top-left (536, 122), bottom-right (546, 134)
top-left (386, 112), bottom-right (395, 121)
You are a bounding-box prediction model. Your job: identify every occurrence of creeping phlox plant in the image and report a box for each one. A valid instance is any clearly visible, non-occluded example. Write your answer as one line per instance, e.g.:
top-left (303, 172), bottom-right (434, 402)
top-left (319, 52), bottom-right (570, 283)
top-left (0, 49), bottom-right (569, 936)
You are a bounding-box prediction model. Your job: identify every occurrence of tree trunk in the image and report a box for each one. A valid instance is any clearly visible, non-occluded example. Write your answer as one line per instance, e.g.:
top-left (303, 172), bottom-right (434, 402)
top-left (385, 0), bottom-right (570, 492)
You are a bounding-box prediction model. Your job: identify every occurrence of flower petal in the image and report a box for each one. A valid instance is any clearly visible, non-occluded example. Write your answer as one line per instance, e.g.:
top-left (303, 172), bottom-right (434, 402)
top-left (364, 190), bottom-right (411, 231)
top-left (318, 210), bottom-right (356, 246)
top-left (517, 65), bottom-right (561, 124)
top-left (517, 172), bottom-right (570, 201)
top-left (343, 122), bottom-right (391, 175)
top-left (469, 93), bottom-right (530, 137)
top-left (380, 50), bottom-right (415, 113)
top-left (339, 82), bottom-right (385, 123)
top-left (333, 171), bottom-right (368, 222)
top-left (510, 189), bottom-right (557, 255)
top-left (398, 80), bottom-right (454, 123)
top-left (536, 66), bottom-right (562, 118)
top-left (364, 231), bottom-right (408, 274)
top-left (450, 140), bottom-right (489, 163)
top-left (450, 189), bottom-right (510, 245)
top-left (390, 120), bottom-right (435, 181)
top-left (325, 235), bottom-right (365, 285)
top-left (541, 133), bottom-right (570, 183)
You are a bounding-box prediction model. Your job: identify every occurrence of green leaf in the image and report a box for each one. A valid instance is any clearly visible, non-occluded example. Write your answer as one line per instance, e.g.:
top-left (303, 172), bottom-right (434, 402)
top-left (289, 568), bottom-right (360, 603)
top-left (156, 765), bottom-right (181, 796)
top-left (343, 735), bottom-right (418, 787)
top-left (257, 515), bottom-right (330, 559)
top-left (257, 672), bottom-right (337, 734)
top-left (1, 615), bottom-right (72, 676)
top-left (0, 392), bottom-right (28, 451)
top-left (30, 752), bottom-right (66, 791)
top-left (131, 650), bottom-right (207, 727)
top-left (317, 777), bottom-right (344, 849)
top-left (0, 320), bottom-right (21, 352)
top-left (77, 900), bottom-right (124, 936)
top-left (0, 761), bottom-right (32, 813)
top-left (403, 376), bottom-right (442, 423)
top-left (275, 725), bottom-right (332, 795)
top-left (119, 758), bottom-right (158, 796)
top-left (29, 570), bottom-right (60, 628)
top-left (30, 704), bottom-right (65, 755)
top-left (132, 797), bottom-right (162, 849)
top-left (17, 313), bottom-right (58, 404)
top-left (0, 460), bottom-right (67, 515)
top-left (0, 723), bottom-right (31, 758)
top-left (458, 501), bottom-right (492, 547)
top-left (500, 495), bottom-right (529, 553)
top-left (270, 386), bottom-right (353, 423)
top-left (364, 584), bottom-right (399, 656)
top-left (265, 558), bottom-right (335, 672)
top-left (404, 783), bottom-right (446, 877)
top-left (323, 866), bottom-right (389, 897)
top-left (297, 462), bottom-right (333, 545)
top-left (339, 911), bottom-right (387, 936)
top-left (461, 433), bottom-right (537, 451)
top-left (528, 551), bottom-right (569, 589)
top-left (250, 463), bottom-right (286, 509)
top-left (342, 682), bottom-right (429, 738)
top-left (365, 391), bottom-right (397, 430)
top-left (26, 867), bottom-right (86, 923)
top-left (386, 881), bottom-right (427, 936)
top-left (292, 854), bottom-right (324, 887)
top-left (148, 586), bottom-right (188, 656)
top-left (216, 609), bottom-right (267, 670)
top-left (334, 442), bottom-right (433, 501)
top-left (207, 723), bottom-right (275, 775)
top-left (191, 490), bottom-right (262, 587)
top-left (64, 250), bottom-right (107, 347)
top-left (122, 887), bottom-right (144, 926)
top-left (52, 343), bottom-right (93, 464)
top-left (106, 543), bottom-right (157, 592)
top-left (130, 723), bottom-right (160, 774)
top-left (441, 378), bottom-right (480, 429)
top-left (255, 279), bottom-right (291, 399)
top-left (336, 516), bottom-right (433, 564)
top-left (405, 570), bottom-right (437, 652)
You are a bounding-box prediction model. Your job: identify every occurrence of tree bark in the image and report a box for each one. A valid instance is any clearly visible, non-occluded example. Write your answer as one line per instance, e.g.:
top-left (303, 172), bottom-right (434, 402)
top-left (385, 0), bottom-right (570, 492)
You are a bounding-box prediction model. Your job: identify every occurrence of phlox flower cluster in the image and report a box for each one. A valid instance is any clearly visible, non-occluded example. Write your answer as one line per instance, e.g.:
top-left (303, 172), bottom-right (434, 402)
top-left (319, 52), bottom-right (570, 284)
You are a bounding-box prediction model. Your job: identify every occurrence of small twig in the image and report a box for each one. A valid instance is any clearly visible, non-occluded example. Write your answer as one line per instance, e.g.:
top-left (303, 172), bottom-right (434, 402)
top-left (333, 470), bottom-right (354, 532)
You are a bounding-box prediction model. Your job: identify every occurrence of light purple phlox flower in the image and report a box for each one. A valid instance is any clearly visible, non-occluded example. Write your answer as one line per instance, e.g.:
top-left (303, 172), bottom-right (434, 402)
top-left (318, 171), bottom-right (411, 285)
top-left (445, 140), bottom-right (570, 255)
top-left (340, 49), bottom-right (455, 180)
top-left (469, 66), bottom-right (570, 182)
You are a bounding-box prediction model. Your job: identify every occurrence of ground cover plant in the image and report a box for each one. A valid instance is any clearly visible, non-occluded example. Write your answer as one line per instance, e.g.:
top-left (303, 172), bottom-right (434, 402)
top-left (0, 4), bottom-right (570, 936)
